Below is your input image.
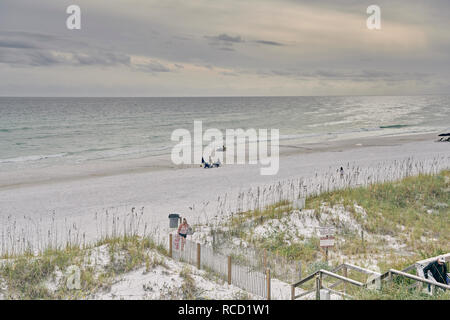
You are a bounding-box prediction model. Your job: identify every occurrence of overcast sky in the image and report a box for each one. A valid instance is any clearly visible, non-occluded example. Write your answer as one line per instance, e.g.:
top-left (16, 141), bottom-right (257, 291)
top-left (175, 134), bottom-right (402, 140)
top-left (0, 0), bottom-right (449, 96)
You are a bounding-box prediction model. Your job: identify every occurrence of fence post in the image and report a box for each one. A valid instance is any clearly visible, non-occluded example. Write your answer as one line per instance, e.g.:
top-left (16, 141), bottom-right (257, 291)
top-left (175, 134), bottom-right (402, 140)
top-left (197, 243), bottom-right (201, 269)
top-left (315, 274), bottom-right (322, 300)
top-left (343, 266), bottom-right (347, 294)
top-left (227, 256), bottom-right (232, 285)
top-left (169, 234), bottom-right (172, 258)
top-left (291, 284), bottom-right (295, 300)
top-left (266, 269), bottom-right (271, 300)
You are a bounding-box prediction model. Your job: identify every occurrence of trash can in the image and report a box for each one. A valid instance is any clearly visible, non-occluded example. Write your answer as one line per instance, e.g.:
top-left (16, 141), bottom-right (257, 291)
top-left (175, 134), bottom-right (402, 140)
top-left (169, 213), bottom-right (180, 228)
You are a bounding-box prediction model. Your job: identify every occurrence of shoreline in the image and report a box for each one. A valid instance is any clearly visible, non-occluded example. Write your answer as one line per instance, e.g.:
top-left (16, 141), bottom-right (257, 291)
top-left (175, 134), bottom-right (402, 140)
top-left (0, 131), bottom-right (441, 191)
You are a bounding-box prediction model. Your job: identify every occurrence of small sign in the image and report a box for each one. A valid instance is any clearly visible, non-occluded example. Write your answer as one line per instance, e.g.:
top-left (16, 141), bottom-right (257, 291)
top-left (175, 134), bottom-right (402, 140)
top-left (320, 236), bottom-right (335, 248)
top-left (318, 227), bottom-right (335, 237)
top-left (293, 198), bottom-right (306, 210)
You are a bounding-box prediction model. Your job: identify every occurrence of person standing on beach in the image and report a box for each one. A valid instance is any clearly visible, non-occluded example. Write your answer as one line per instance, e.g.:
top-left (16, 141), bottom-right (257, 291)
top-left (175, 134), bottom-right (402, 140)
top-left (177, 218), bottom-right (190, 250)
top-left (339, 167), bottom-right (344, 178)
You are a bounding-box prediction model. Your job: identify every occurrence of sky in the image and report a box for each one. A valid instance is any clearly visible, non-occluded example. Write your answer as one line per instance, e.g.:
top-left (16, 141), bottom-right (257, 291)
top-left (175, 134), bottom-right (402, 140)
top-left (0, 0), bottom-right (449, 96)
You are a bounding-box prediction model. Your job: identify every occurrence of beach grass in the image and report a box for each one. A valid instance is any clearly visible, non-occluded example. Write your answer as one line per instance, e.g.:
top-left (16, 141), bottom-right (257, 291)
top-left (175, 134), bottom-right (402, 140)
top-left (0, 235), bottom-right (163, 299)
top-left (215, 170), bottom-right (449, 287)
top-left (0, 169), bottom-right (448, 300)
top-left (306, 170), bottom-right (450, 257)
top-left (353, 281), bottom-right (450, 300)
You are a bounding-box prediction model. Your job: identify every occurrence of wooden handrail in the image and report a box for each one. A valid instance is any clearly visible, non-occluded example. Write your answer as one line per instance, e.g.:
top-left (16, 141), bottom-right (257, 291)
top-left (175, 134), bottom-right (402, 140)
top-left (416, 253), bottom-right (450, 266)
top-left (342, 263), bottom-right (381, 276)
top-left (319, 269), bottom-right (364, 287)
top-left (292, 271), bottom-right (318, 287)
top-left (293, 264), bottom-right (372, 290)
top-left (401, 264), bottom-right (416, 273)
top-left (292, 261), bottom-right (449, 300)
top-left (307, 263), bottom-right (379, 284)
top-left (323, 263), bottom-right (380, 291)
top-left (292, 269), bottom-right (365, 299)
top-left (386, 269), bottom-right (450, 290)
top-left (331, 264), bottom-right (344, 273)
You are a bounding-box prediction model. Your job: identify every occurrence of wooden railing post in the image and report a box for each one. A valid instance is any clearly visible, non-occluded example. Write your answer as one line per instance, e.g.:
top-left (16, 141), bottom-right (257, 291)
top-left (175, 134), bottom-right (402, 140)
top-left (291, 284), bottom-right (295, 300)
top-left (197, 243), bottom-right (201, 269)
top-left (266, 269), bottom-right (271, 300)
top-left (227, 256), bottom-right (232, 285)
top-left (343, 266), bottom-right (348, 294)
top-left (315, 274), bottom-right (321, 300)
top-left (169, 234), bottom-right (173, 258)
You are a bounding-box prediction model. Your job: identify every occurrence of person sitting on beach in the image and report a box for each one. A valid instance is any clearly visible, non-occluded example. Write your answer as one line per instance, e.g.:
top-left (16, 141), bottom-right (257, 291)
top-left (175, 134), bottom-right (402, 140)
top-left (213, 158), bottom-right (221, 168)
top-left (177, 218), bottom-right (190, 250)
top-left (202, 156), bottom-right (212, 168)
top-left (423, 256), bottom-right (448, 286)
top-left (204, 162), bottom-right (212, 168)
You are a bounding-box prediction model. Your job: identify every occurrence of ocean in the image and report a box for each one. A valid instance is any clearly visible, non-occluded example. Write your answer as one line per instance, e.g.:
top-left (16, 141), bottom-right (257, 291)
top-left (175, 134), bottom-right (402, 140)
top-left (0, 95), bottom-right (449, 172)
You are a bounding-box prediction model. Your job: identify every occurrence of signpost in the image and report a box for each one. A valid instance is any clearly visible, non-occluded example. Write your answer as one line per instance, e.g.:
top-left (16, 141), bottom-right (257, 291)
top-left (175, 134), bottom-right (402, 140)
top-left (319, 227), bottom-right (335, 262)
top-left (320, 236), bottom-right (335, 247)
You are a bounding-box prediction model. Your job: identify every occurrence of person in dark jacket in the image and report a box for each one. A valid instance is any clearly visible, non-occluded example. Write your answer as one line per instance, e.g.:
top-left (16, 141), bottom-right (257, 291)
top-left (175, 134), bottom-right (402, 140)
top-left (423, 256), bottom-right (448, 284)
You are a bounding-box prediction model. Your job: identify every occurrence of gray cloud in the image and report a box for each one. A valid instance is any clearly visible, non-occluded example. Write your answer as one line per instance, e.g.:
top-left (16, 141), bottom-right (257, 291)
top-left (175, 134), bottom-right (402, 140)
top-left (257, 69), bottom-right (434, 83)
top-left (133, 60), bottom-right (171, 73)
top-left (1, 31), bottom-right (128, 67)
top-left (205, 34), bottom-right (243, 43)
top-left (0, 40), bottom-right (37, 49)
top-left (0, 31), bottom-right (172, 73)
top-left (0, 48), bottom-right (60, 66)
top-left (0, 0), bottom-right (449, 96)
top-left (220, 71), bottom-right (239, 76)
top-left (253, 40), bottom-right (284, 46)
top-left (71, 52), bottom-right (131, 66)
top-left (0, 47), bottom-right (132, 68)
top-left (204, 33), bottom-right (243, 52)
top-left (205, 34), bottom-right (285, 49)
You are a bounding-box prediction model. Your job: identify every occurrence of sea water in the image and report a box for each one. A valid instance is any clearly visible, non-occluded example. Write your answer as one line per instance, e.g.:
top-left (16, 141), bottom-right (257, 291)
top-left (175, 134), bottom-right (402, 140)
top-left (1, 95), bottom-right (449, 172)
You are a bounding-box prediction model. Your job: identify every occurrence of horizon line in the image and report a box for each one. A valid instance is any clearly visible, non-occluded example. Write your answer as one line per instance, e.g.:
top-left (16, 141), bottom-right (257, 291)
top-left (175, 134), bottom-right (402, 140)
top-left (0, 93), bottom-right (448, 99)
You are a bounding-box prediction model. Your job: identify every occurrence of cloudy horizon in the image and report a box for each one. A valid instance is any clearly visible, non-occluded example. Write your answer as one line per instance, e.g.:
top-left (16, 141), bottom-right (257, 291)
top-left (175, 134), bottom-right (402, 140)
top-left (0, 0), bottom-right (449, 97)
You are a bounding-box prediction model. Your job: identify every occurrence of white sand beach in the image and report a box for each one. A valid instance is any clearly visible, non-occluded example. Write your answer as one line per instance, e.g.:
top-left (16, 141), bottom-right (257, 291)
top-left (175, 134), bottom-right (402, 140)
top-left (0, 133), bottom-right (448, 252)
